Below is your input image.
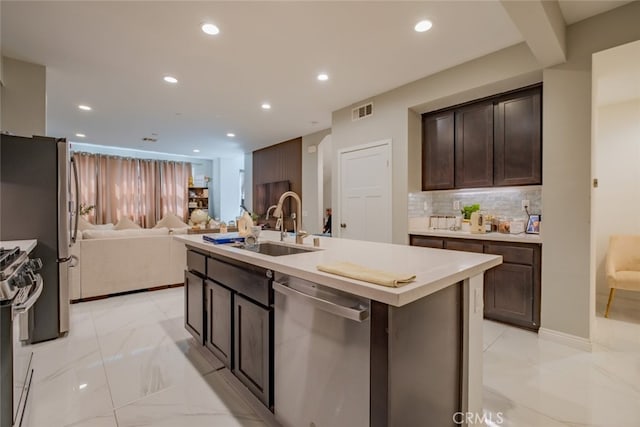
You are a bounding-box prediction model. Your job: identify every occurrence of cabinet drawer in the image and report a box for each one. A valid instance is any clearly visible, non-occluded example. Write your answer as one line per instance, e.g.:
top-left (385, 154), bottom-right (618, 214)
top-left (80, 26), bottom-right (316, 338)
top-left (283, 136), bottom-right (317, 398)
top-left (207, 257), bottom-right (271, 307)
top-left (410, 235), bottom-right (444, 249)
top-left (485, 244), bottom-right (534, 265)
top-left (445, 239), bottom-right (484, 253)
top-left (187, 250), bottom-right (207, 276)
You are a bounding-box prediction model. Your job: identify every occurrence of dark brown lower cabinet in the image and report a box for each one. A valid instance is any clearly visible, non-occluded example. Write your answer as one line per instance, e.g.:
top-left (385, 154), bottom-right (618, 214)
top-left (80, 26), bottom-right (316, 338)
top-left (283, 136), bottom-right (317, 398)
top-left (409, 235), bottom-right (444, 249)
top-left (205, 279), bottom-right (233, 368)
top-left (484, 263), bottom-right (534, 328)
top-left (445, 239), bottom-right (483, 253)
top-left (234, 294), bottom-right (272, 407)
top-left (409, 235), bottom-right (541, 331)
top-left (184, 270), bottom-right (204, 344)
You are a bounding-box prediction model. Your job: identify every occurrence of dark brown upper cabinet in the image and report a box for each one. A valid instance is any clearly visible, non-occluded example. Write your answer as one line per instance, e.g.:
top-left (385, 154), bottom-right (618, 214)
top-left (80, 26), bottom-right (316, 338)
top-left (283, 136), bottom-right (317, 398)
top-left (422, 111), bottom-right (455, 190)
top-left (493, 88), bottom-right (542, 186)
top-left (421, 84), bottom-right (542, 190)
top-left (454, 102), bottom-right (494, 188)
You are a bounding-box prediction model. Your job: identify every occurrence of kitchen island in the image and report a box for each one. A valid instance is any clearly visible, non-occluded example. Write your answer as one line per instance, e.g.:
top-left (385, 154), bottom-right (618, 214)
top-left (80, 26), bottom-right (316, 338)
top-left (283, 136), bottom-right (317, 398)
top-left (175, 231), bottom-right (501, 427)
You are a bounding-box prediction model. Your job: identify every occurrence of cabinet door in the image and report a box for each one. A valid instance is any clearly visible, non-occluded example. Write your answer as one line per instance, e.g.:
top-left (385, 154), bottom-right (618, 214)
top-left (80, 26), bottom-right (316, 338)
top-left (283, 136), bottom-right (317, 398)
top-left (493, 87), bottom-right (542, 186)
top-left (184, 271), bottom-right (204, 344)
top-left (445, 239), bottom-right (484, 253)
top-left (455, 103), bottom-right (494, 188)
top-left (422, 111), bottom-right (455, 190)
top-left (205, 280), bottom-right (232, 368)
top-left (410, 235), bottom-right (444, 249)
top-left (234, 294), bottom-right (272, 407)
top-left (484, 263), bottom-right (535, 329)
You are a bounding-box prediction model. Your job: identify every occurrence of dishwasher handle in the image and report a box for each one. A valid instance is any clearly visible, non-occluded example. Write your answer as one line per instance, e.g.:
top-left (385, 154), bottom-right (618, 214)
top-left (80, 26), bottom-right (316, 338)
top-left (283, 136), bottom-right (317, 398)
top-left (273, 281), bottom-right (369, 322)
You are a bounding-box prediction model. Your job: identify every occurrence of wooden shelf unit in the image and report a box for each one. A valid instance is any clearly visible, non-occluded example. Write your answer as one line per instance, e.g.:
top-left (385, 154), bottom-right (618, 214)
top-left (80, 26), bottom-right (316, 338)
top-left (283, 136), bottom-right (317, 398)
top-left (188, 186), bottom-right (209, 213)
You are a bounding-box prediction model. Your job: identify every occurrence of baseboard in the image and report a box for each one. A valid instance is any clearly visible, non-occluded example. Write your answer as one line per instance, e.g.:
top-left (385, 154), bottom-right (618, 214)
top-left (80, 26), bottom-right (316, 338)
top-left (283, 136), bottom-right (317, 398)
top-left (71, 282), bottom-right (184, 303)
top-left (538, 327), bottom-right (592, 352)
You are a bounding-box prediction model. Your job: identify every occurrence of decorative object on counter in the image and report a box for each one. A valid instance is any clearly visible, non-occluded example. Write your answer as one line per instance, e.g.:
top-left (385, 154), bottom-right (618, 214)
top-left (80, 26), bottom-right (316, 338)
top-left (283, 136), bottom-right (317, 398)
top-left (461, 204), bottom-right (480, 220)
top-left (189, 209), bottom-right (208, 226)
top-left (429, 215), bottom-right (458, 230)
top-left (470, 211), bottom-right (485, 234)
top-left (526, 214), bottom-right (541, 234)
top-left (237, 211), bottom-right (255, 237)
top-left (316, 261), bottom-right (416, 287)
top-left (188, 176), bottom-right (194, 187)
top-left (219, 222), bottom-right (227, 233)
top-left (509, 219), bottom-right (525, 234)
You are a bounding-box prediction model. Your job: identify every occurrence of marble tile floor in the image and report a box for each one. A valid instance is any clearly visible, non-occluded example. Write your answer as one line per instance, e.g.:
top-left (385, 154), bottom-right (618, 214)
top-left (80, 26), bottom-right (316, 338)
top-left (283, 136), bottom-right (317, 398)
top-left (19, 287), bottom-right (640, 427)
top-left (21, 287), bottom-right (267, 427)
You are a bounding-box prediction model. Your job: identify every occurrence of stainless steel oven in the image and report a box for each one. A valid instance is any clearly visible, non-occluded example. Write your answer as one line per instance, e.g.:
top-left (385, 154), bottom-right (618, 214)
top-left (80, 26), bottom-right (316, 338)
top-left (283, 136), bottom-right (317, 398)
top-left (1, 246), bottom-right (43, 427)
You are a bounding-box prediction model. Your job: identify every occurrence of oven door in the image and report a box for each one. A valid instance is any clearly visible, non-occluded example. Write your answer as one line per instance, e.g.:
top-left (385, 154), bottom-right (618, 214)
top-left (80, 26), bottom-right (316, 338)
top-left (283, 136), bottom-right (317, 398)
top-left (12, 275), bottom-right (43, 426)
top-left (12, 313), bottom-right (33, 427)
top-left (0, 299), bottom-right (31, 427)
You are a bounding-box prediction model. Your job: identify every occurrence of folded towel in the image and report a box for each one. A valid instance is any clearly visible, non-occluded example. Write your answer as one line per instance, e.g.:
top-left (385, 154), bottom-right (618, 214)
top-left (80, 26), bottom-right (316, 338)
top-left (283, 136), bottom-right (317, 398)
top-left (316, 261), bottom-right (416, 288)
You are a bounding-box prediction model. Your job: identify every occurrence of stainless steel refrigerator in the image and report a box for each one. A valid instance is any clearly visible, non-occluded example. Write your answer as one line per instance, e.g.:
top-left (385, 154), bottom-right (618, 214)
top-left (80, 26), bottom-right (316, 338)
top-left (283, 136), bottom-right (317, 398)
top-left (0, 134), bottom-right (79, 343)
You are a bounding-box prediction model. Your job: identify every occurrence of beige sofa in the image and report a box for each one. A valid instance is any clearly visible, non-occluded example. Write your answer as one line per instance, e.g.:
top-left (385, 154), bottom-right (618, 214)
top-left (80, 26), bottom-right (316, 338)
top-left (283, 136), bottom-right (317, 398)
top-left (69, 228), bottom-right (187, 300)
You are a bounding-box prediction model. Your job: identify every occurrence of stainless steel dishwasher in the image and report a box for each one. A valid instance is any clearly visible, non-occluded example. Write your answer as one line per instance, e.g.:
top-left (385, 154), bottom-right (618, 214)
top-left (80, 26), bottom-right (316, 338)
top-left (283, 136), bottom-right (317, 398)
top-left (273, 273), bottom-right (370, 427)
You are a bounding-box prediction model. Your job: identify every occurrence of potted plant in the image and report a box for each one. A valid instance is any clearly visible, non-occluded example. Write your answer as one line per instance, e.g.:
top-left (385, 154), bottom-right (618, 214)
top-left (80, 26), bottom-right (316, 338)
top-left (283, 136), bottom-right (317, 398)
top-left (79, 203), bottom-right (95, 217)
top-left (461, 204), bottom-right (480, 220)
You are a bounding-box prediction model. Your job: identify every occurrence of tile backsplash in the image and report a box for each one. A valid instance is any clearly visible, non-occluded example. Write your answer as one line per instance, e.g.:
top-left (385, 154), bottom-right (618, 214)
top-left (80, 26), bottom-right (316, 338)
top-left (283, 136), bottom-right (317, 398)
top-left (409, 186), bottom-right (542, 220)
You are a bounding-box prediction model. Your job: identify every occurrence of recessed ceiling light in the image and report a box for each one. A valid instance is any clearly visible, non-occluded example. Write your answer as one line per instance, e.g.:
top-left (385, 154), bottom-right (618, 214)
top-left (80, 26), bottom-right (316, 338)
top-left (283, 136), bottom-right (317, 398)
top-left (201, 23), bottom-right (220, 35)
top-left (193, 149), bottom-right (200, 153)
top-left (261, 103), bottom-right (271, 110)
top-left (78, 105), bottom-right (92, 111)
top-left (163, 76), bottom-right (178, 84)
top-left (75, 133), bottom-right (86, 138)
top-left (317, 73), bottom-right (329, 81)
top-left (227, 133), bottom-right (235, 137)
top-left (414, 20), bottom-right (433, 33)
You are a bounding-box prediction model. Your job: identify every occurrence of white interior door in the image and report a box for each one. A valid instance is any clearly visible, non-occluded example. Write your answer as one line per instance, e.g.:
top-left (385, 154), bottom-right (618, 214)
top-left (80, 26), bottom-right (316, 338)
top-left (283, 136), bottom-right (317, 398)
top-left (339, 141), bottom-right (391, 243)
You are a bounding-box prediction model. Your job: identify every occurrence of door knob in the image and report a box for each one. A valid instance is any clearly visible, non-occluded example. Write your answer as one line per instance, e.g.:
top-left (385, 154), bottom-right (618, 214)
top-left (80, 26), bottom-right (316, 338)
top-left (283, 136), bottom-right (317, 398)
top-left (340, 223), bottom-right (347, 228)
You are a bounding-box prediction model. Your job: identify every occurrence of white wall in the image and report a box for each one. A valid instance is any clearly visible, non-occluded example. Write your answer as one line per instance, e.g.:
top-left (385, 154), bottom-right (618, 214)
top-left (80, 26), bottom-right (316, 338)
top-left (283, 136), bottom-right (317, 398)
top-left (1, 56), bottom-right (46, 136)
top-left (593, 99), bottom-right (640, 298)
top-left (331, 42), bottom-right (541, 246)
top-left (218, 155), bottom-right (244, 223)
top-left (321, 135), bottom-right (333, 223)
top-left (329, 1), bottom-right (640, 340)
top-left (301, 128), bottom-right (331, 233)
top-left (244, 152), bottom-right (253, 213)
top-left (592, 39), bottom-right (640, 306)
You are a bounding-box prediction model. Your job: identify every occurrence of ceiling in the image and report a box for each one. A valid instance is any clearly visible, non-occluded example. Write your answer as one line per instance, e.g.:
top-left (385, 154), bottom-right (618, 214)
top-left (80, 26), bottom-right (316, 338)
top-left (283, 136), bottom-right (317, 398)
top-left (1, 1), bottom-right (631, 159)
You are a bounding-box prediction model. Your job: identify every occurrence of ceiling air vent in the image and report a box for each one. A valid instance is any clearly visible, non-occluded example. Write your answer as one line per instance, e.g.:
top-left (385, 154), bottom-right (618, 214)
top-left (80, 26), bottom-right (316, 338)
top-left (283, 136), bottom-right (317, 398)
top-left (352, 102), bottom-right (373, 121)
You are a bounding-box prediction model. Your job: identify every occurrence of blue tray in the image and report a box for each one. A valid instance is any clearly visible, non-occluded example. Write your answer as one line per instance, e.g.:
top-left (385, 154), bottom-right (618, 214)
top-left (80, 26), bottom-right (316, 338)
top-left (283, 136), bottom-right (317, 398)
top-left (202, 232), bottom-right (245, 245)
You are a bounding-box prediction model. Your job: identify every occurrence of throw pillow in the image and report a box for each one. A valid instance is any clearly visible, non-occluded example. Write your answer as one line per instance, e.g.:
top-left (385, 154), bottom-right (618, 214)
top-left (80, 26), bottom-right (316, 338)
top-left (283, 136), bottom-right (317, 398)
top-left (154, 213), bottom-right (189, 230)
top-left (114, 216), bottom-right (142, 230)
top-left (78, 216), bottom-right (94, 231)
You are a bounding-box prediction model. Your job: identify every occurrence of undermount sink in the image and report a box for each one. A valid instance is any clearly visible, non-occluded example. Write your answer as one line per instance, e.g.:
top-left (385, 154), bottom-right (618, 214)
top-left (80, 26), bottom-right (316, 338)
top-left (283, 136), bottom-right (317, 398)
top-left (240, 242), bottom-right (319, 256)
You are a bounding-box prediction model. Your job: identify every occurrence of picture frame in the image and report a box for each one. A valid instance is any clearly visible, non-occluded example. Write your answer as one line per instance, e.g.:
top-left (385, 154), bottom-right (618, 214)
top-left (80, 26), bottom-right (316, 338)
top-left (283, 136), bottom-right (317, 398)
top-left (526, 214), bottom-right (540, 234)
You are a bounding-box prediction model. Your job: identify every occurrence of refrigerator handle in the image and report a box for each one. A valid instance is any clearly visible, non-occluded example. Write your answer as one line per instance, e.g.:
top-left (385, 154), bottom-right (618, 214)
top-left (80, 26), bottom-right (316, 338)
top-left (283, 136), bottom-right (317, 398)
top-left (71, 155), bottom-right (80, 244)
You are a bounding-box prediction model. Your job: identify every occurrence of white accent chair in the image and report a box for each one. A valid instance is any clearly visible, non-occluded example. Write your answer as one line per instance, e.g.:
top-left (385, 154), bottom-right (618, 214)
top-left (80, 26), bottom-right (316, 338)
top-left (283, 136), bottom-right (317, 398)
top-left (605, 235), bottom-right (640, 318)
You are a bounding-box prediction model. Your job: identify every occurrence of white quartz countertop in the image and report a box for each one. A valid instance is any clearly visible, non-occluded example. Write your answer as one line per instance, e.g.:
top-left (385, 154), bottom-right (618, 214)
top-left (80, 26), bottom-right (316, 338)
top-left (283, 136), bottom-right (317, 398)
top-left (175, 231), bottom-right (501, 307)
top-left (0, 239), bottom-right (37, 254)
top-left (409, 228), bottom-right (542, 244)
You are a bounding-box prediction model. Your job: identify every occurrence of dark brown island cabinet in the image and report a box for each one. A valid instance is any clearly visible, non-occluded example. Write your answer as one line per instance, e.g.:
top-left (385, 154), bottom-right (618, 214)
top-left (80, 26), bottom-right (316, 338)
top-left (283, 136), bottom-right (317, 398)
top-left (410, 235), bottom-right (541, 331)
top-left (422, 84), bottom-right (542, 190)
top-left (184, 247), bottom-right (274, 408)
